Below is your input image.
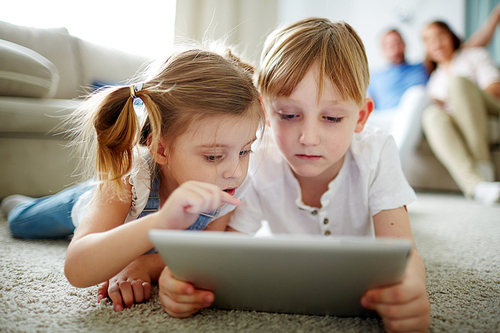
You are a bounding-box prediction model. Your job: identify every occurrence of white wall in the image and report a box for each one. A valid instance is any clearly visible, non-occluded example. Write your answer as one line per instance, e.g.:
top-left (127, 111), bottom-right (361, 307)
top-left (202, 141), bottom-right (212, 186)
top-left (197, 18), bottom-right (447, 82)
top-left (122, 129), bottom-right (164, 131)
top-left (1, 0), bottom-right (176, 58)
top-left (278, 0), bottom-right (465, 71)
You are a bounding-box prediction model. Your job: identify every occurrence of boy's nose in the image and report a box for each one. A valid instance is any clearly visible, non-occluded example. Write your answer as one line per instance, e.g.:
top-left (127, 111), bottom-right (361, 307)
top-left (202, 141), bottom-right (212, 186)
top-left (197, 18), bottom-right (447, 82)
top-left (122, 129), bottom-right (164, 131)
top-left (299, 121), bottom-right (320, 146)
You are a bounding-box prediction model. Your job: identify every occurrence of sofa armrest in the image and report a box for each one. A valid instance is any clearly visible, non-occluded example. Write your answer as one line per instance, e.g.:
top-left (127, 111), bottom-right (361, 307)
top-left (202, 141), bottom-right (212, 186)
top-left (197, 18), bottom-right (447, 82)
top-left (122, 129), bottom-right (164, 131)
top-left (0, 97), bottom-right (81, 136)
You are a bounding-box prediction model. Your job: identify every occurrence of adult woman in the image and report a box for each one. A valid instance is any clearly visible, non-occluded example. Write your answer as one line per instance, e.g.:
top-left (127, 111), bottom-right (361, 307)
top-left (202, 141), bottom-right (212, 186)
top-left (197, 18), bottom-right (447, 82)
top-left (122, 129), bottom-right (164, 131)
top-left (421, 21), bottom-right (500, 205)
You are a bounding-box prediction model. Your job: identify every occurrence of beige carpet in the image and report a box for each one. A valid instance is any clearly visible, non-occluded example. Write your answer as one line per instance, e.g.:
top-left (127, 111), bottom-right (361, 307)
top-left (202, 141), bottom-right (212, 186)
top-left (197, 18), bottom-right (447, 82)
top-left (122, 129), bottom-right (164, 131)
top-left (1, 191), bottom-right (499, 333)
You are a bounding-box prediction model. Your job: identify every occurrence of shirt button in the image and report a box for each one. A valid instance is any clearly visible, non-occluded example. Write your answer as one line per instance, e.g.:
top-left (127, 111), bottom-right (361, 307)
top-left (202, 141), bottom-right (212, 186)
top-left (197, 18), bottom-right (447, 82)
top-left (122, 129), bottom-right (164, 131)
top-left (311, 210), bottom-right (318, 215)
top-left (323, 218), bottom-right (329, 225)
top-left (324, 230), bottom-right (331, 236)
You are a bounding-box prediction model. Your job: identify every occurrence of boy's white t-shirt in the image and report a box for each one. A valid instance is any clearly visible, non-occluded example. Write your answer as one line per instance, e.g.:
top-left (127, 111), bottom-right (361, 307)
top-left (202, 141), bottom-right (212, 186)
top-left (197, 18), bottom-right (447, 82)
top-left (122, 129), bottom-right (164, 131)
top-left (228, 125), bottom-right (416, 236)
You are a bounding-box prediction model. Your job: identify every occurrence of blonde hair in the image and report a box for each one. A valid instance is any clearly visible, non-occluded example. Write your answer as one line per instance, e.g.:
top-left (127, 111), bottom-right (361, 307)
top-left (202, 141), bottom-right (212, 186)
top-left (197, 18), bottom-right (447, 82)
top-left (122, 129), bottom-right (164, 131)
top-left (259, 18), bottom-right (369, 106)
top-left (71, 46), bottom-right (264, 197)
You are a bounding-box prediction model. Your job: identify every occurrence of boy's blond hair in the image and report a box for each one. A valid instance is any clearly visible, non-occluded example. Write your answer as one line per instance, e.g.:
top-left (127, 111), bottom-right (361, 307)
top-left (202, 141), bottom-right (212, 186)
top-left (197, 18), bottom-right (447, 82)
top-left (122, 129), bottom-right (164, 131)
top-left (258, 18), bottom-right (369, 106)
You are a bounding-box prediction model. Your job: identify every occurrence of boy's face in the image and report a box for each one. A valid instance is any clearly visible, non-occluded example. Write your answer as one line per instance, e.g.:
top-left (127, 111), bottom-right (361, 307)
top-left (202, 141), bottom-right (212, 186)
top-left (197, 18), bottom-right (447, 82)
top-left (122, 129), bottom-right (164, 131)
top-left (156, 114), bottom-right (259, 196)
top-left (265, 66), bottom-right (372, 183)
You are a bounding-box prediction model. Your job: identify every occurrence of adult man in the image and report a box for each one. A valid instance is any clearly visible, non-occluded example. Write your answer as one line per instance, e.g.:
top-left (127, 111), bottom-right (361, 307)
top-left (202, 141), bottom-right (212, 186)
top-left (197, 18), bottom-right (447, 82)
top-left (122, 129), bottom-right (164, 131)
top-left (367, 29), bottom-right (429, 163)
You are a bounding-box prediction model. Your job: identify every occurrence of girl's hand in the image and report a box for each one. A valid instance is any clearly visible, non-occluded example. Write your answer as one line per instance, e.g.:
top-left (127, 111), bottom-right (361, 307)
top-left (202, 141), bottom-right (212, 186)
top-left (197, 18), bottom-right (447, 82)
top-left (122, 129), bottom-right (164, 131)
top-left (360, 267), bottom-right (430, 333)
top-left (97, 258), bottom-right (152, 311)
top-left (158, 266), bottom-right (214, 317)
top-left (157, 181), bottom-right (241, 230)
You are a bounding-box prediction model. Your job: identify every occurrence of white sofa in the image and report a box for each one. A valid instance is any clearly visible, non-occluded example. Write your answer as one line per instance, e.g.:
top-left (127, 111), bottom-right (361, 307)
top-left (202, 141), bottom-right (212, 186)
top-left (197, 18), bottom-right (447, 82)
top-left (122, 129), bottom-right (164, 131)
top-left (0, 21), bottom-right (150, 199)
top-left (403, 135), bottom-right (500, 193)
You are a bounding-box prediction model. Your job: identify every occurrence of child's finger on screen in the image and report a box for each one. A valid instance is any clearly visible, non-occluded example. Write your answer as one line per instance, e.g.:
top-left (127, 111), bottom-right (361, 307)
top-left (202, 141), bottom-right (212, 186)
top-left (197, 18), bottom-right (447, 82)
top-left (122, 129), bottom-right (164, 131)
top-left (220, 191), bottom-right (241, 206)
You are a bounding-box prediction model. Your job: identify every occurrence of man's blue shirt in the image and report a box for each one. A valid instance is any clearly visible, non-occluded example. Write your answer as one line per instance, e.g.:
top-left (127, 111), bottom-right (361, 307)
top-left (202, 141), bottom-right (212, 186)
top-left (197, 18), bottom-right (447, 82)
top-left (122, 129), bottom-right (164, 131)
top-left (367, 62), bottom-right (429, 110)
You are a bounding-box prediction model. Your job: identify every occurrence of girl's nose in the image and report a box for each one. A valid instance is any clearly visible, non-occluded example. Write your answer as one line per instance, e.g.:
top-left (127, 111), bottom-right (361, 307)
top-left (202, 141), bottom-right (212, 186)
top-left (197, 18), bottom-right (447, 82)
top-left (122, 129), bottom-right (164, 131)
top-left (299, 121), bottom-right (320, 146)
top-left (223, 159), bottom-right (244, 180)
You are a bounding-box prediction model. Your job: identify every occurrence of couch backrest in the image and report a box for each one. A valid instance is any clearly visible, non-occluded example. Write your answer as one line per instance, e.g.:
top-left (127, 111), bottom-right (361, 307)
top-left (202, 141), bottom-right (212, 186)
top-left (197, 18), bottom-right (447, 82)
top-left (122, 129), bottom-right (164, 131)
top-left (0, 21), bottom-right (152, 100)
top-left (0, 21), bottom-right (82, 99)
top-left (76, 38), bottom-right (150, 93)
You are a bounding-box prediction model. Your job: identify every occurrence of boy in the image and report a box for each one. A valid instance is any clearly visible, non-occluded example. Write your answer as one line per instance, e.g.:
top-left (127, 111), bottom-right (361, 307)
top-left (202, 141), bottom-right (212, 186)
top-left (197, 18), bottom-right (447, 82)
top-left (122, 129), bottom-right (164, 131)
top-left (161, 18), bottom-right (430, 332)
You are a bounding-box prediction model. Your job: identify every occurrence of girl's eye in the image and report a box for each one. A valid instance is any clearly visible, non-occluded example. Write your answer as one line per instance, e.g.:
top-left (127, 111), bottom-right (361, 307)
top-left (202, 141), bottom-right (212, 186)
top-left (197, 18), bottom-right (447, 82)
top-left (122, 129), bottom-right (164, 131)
top-left (205, 155), bottom-right (223, 162)
top-left (279, 114), bottom-right (298, 120)
top-left (239, 150), bottom-right (252, 158)
top-left (325, 116), bottom-right (343, 123)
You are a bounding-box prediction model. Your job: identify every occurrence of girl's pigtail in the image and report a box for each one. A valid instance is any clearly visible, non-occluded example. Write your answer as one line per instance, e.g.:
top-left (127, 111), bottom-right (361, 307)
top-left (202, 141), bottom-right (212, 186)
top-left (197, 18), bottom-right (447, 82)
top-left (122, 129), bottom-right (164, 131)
top-left (137, 93), bottom-right (163, 162)
top-left (92, 86), bottom-right (140, 197)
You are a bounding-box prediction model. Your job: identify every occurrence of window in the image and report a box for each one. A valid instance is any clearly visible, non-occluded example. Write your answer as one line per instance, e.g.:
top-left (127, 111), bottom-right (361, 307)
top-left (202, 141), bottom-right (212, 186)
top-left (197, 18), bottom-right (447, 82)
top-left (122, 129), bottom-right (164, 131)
top-left (1, 0), bottom-right (176, 58)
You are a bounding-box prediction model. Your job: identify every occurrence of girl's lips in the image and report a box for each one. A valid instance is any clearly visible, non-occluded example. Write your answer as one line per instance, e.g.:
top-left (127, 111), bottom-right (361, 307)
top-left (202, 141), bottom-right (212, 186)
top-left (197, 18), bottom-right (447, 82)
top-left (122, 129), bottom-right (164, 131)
top-left (296, 154), bottom-right (321, 161)
top-left (223, 188), bottom-right (236, 196)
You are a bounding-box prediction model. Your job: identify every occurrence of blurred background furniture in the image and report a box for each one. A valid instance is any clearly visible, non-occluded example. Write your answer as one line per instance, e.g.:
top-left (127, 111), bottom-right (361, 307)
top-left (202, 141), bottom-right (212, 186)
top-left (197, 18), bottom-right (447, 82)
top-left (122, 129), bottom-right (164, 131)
top-left (0, 21), bottom-right (150, 199)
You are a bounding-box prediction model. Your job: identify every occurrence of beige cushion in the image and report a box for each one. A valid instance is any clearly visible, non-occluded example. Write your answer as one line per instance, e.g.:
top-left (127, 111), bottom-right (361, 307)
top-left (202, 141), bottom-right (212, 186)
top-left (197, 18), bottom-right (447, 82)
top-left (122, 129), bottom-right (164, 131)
top-left (0, 21), bottom-right (82, 99)
top-left (0, 96), bottom-right (81, 134)
top-left (77, 38), bottom-right (150, 91)
top-left (0, 40), bottom-right (59, 98)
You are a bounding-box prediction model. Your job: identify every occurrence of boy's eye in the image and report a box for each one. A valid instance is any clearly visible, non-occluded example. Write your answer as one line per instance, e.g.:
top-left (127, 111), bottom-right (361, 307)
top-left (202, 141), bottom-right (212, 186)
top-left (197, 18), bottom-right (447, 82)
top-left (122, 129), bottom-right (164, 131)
top-left (205, 155), bottom-right (223, 162)
top-left (325, 116), bottom-right (343, 123)
top-left (239, 149), bottom-right (252, 158)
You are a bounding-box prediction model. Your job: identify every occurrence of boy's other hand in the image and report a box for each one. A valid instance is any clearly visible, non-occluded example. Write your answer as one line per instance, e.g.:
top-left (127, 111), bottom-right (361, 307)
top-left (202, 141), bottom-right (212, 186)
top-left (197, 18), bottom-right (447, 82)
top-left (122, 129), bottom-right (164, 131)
top-left (360, 271), bottom-right (430, 333)
top-left (158, 266), bottom-right (214, 317)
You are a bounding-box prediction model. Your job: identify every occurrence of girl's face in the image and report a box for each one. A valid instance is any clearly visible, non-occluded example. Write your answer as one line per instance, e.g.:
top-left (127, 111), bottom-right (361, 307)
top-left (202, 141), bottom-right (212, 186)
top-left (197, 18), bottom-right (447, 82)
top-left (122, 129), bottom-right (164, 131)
top-left (163, 112), bottom-right (259, 196)
top-left (422, 24), bottom-right (455, 63)
top-left (265, 65), bottom-right (372, 184)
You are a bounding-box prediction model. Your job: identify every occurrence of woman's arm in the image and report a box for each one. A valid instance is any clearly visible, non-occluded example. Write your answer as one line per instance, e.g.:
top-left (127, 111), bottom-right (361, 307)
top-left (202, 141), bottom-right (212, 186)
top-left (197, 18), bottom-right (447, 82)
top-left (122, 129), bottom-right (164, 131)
top-left (484, 82), bottom-right (500, 99)
top-left (362, 207), bottom-right (430, 333)
top-left (464, 3), bottom-right (500, 49)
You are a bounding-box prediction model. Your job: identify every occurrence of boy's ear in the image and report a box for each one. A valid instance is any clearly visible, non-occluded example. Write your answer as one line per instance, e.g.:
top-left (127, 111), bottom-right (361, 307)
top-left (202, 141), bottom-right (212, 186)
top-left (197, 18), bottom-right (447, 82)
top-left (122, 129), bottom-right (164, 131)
top-left (354, 98), bottom-right (374, 133)
top-left (259, 95), bottom-right (271, 127)
top-left (148, 136), bottom-right (169, 165)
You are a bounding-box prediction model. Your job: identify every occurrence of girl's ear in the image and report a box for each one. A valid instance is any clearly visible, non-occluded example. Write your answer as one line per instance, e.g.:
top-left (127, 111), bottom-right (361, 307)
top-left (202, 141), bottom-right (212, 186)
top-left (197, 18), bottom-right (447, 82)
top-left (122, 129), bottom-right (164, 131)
top-left (354, 98), bottom-right (374, 133)
top-left (260, 95), bottom-right (271, 127)
top-left (149, 135), bottom-right (169, 165)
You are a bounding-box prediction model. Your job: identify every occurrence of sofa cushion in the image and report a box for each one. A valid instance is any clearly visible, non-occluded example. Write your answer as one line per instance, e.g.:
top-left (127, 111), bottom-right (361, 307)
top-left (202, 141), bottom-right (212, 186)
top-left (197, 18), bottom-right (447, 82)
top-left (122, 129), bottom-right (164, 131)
top-left (77, 38), bottom-right (150, 91)
top-left (0, 40), bottom-right (59, 98)
top-left (0, 21), bottom-right (82, 99)
top-left (0, 96), bottom-right (81, 135)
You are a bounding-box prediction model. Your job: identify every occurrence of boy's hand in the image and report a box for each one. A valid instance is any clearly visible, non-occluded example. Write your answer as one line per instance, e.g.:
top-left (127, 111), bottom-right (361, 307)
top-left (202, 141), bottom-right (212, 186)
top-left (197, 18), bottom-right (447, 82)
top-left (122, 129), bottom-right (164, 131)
top-left (361, 271), bottom-right (430, 333)
top-left (158, 266), bottom-right (214, 317)
top-left (158, 181), bottom-right (241, 230)
top-left (97, 259), bottom-right (152, 311)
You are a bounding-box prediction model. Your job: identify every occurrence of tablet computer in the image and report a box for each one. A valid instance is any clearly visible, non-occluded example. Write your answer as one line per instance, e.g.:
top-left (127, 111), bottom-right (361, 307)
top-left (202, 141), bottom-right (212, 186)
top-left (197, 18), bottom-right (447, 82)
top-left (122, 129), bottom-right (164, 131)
top-left (149, 230), bottom-right (412, 317)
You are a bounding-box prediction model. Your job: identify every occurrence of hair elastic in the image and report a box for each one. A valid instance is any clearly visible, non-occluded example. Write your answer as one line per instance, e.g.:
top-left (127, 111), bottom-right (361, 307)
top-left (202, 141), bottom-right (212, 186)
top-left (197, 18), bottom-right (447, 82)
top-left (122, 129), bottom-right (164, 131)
top-left (129, 82), bottom-right (144, 99)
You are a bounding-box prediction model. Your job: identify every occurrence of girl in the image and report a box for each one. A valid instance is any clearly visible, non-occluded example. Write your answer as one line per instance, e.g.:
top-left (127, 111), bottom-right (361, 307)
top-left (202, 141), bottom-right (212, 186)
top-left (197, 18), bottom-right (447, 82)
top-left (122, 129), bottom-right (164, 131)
top-left (4, 46), bottom-right (264, 310)
top-left (160, 19), bottom-right (430, 333)
top-left (421, 21), bottom-right (500, 205)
